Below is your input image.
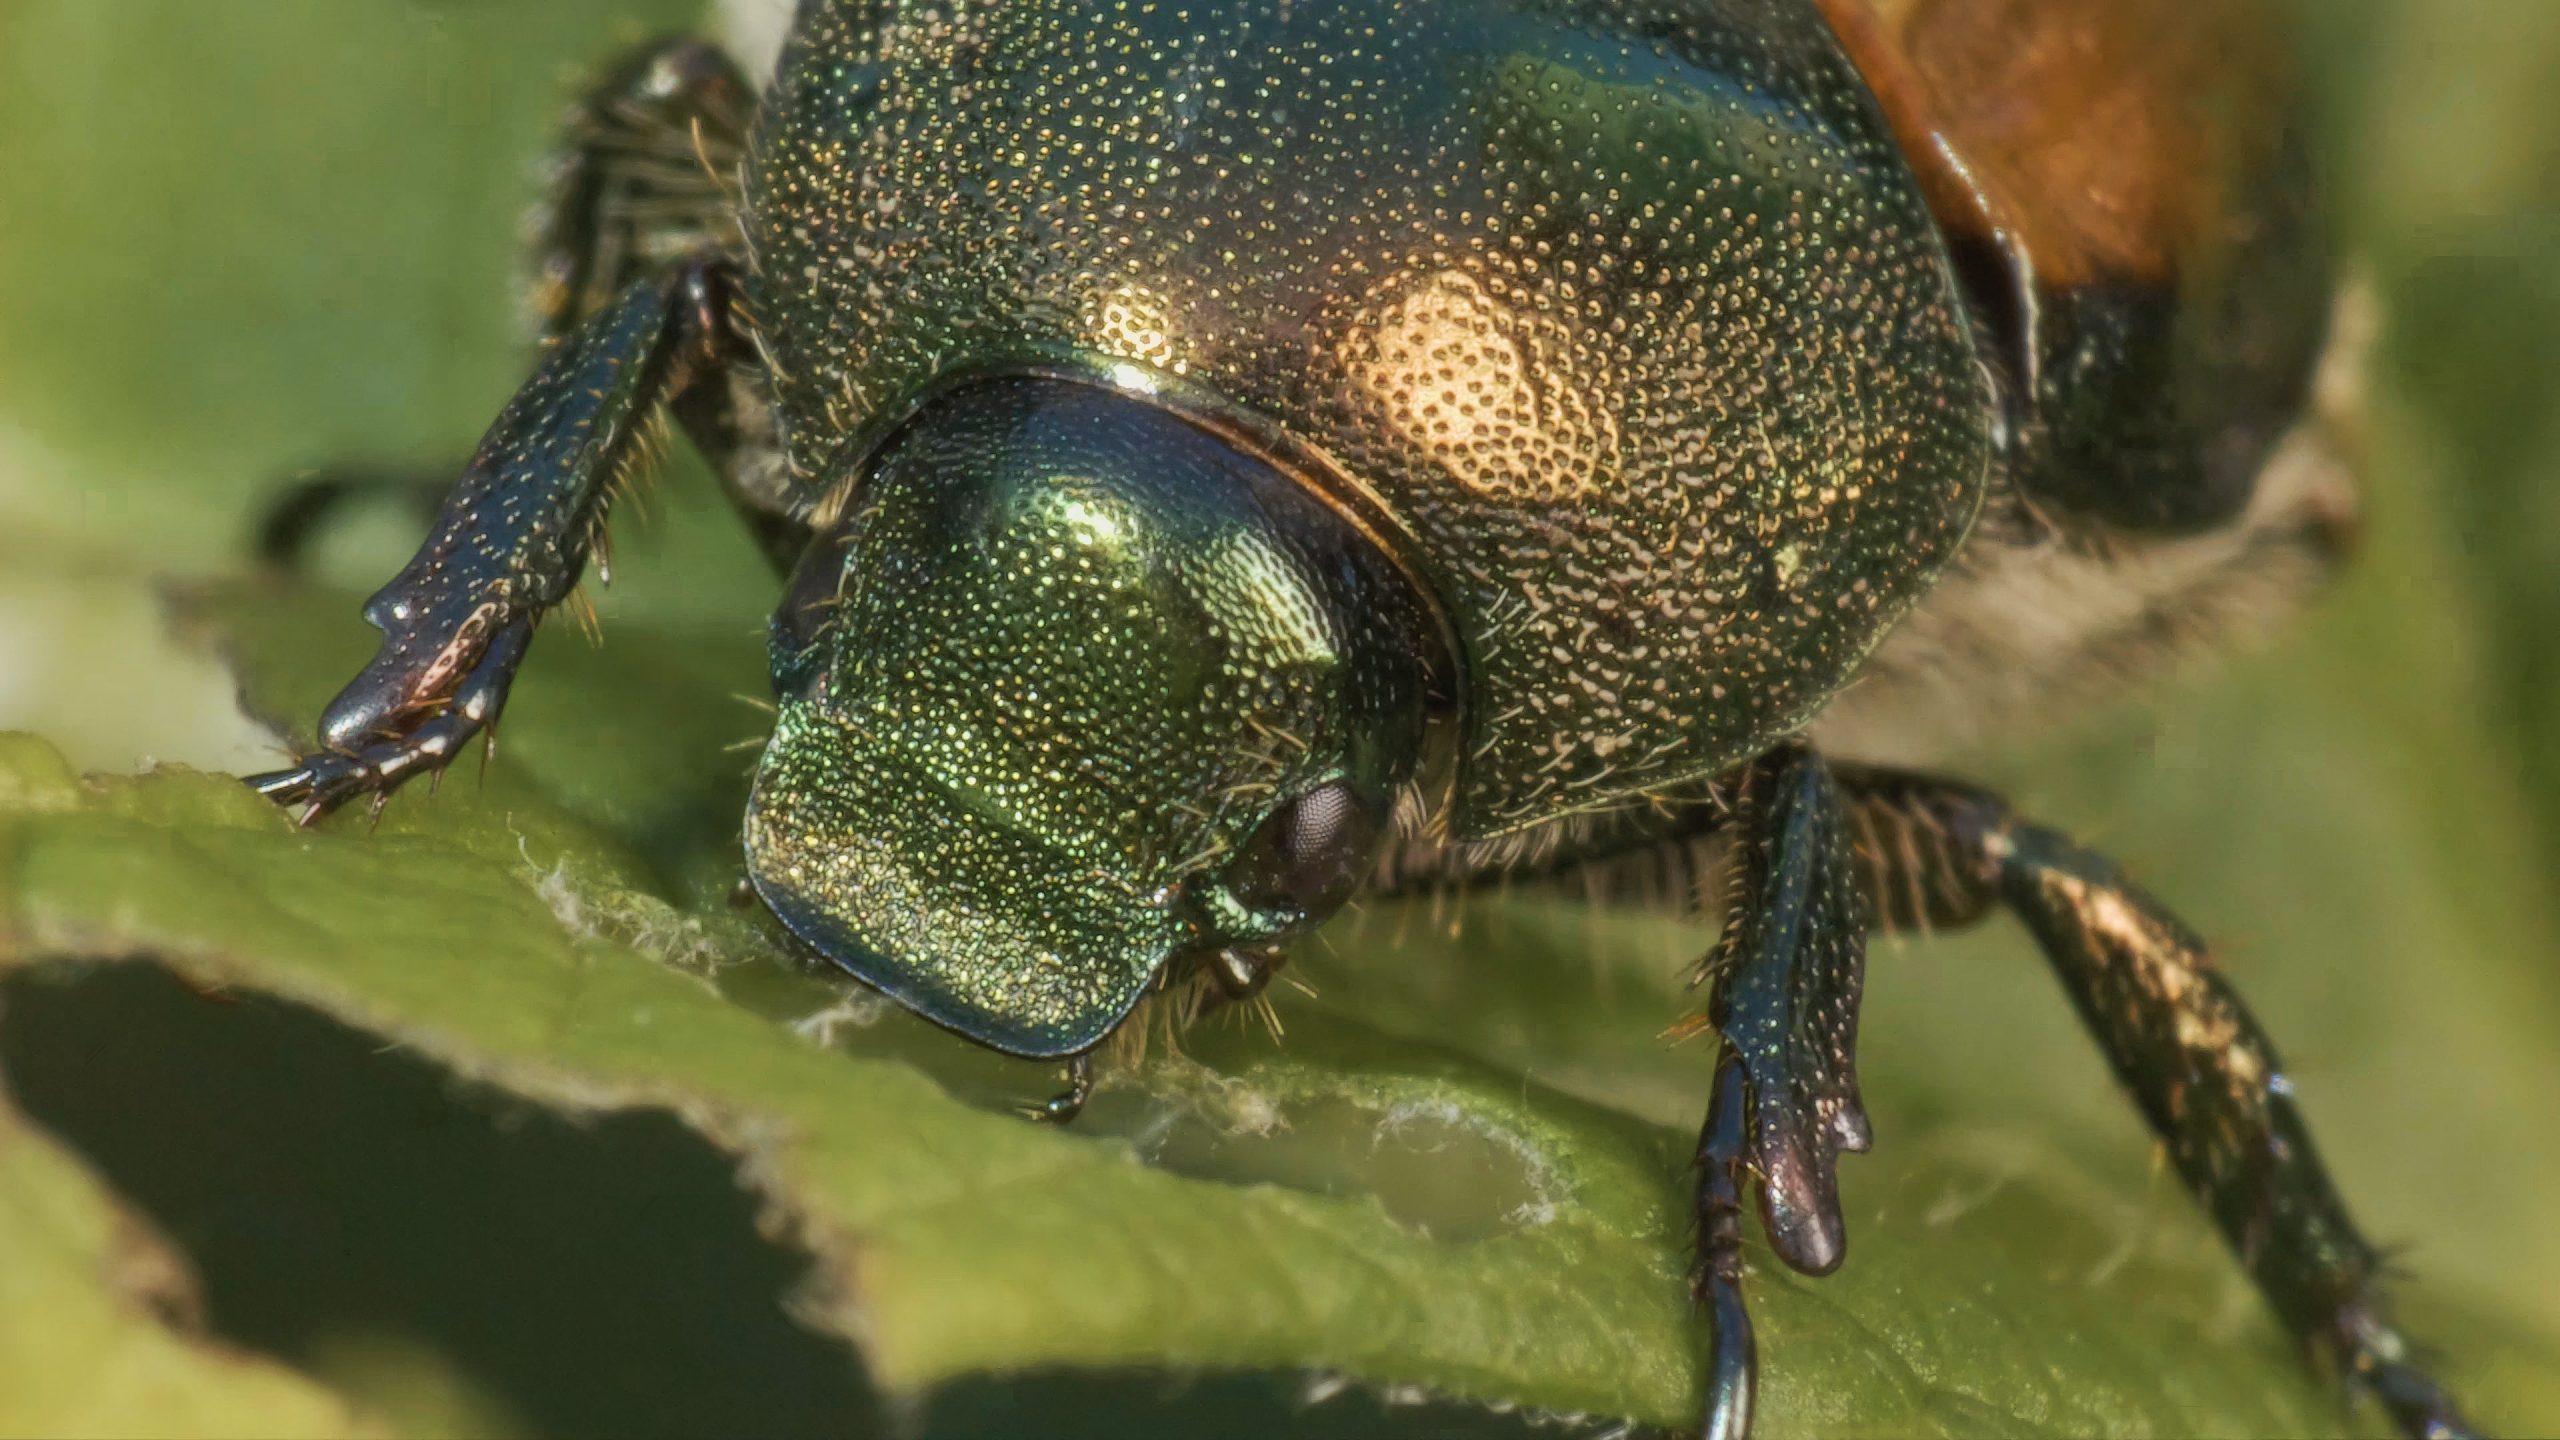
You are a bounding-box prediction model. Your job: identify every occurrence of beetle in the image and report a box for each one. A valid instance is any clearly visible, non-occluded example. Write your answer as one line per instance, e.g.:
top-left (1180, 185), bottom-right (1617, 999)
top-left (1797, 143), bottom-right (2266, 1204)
top-left (247, 2), bottom-right (2474, 1435)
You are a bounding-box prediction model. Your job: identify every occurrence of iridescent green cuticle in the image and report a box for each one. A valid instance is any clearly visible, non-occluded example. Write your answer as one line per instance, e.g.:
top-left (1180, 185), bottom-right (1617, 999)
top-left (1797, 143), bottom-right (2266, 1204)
top-left (744, 378), bottom-right (1435, 1056)
top-left (747, 0), bottom-right (1991, 835)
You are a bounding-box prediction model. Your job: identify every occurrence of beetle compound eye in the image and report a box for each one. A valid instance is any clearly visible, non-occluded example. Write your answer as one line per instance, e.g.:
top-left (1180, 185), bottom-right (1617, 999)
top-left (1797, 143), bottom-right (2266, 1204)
top-left (1224, 780), bottom-right (1381, 923)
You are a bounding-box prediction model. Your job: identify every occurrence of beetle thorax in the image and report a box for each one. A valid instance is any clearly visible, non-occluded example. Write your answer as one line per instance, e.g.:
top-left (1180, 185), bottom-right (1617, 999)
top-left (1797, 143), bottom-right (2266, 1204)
top-left (746, 0), bottom-right (1994, 836)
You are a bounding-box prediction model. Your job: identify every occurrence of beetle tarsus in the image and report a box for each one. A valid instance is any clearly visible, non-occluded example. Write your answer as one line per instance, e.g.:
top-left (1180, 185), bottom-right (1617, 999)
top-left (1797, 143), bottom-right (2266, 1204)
top-left (243, 765), bottom-right (314, 805)
top-left (1694, 1053), bottom-right (1758, 1440)
top-left (247, 616), bottom-right (535, 820)
top-left (2341, 1300), bottom-right (2478, 1439)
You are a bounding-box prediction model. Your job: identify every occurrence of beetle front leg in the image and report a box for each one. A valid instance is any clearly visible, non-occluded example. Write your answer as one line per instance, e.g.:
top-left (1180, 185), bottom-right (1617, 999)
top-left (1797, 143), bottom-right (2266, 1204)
top-left (1839, 768), bottom-right (2475, 1440)
top-left (535, 33), bottom-right (808, 572)
top-left (247, 617), bottom-right (531, 811)
top-left (1689, 743), bottom-right (1873, 1440)
top-left (246, 265), bottom-right (734, 821)
top-left (1692, 1052), bottom-right (1757, 1440)
top-left (530, 34), bottom-right (752, 340)
top-left (253, 37), bottom-right (772, 580)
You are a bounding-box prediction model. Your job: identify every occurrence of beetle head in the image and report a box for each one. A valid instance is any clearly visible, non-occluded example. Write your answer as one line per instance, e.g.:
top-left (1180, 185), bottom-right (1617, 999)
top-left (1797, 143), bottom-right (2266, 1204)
top-left (746, 378), bottom-right (1438, 1057)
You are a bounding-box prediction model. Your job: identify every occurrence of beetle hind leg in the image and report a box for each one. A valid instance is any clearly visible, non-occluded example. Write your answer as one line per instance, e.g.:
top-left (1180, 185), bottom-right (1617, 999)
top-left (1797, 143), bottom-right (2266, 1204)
top-left (1838, 767), bottom-right (2475, 1440)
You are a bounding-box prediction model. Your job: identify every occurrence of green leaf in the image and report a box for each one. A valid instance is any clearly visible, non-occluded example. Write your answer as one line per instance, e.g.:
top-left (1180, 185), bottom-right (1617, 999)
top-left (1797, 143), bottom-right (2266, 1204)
top-left (0, 1077), bottom-right (379, 1440)
top-left (14, 551), bottom-right (2560, 1434)
top-left (0, 726), bottom-right (2438, 1435)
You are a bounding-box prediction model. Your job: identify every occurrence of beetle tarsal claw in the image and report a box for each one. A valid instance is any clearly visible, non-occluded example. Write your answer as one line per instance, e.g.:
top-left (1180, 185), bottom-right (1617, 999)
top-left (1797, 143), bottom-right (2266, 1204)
top-left (1019, 1053), bottom-right (1095, 1125)
top-left (243, 765), bottom-right (314, 805)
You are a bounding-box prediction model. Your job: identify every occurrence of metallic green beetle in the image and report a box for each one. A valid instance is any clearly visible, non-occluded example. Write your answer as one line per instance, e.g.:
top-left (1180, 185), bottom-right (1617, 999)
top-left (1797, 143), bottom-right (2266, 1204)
top-left (249, 2), bottom-right (2470, 1435)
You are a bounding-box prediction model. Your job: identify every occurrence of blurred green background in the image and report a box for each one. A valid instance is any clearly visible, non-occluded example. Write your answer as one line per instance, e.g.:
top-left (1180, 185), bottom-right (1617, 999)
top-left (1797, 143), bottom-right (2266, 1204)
top-left (0, 1), bottom-right (2555, 1435)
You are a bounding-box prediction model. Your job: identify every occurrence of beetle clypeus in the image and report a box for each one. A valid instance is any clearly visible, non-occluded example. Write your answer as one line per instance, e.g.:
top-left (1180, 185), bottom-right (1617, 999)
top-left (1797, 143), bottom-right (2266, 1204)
top-left (248, 2), bottom-right (2471, 1435)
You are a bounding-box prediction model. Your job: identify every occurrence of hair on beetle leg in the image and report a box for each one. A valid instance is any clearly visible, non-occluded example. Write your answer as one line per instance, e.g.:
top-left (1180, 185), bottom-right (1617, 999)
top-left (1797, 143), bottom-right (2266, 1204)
top-left (689, 116), bottom-right (751, 211)
top-left (561, 585), bottom-right (604, 645)
top-left (1091, 972), bottom-right (1200, 1081)
top-left (1099, 945), bottom-right (1297, 1082)
top-left (597, 407), bottom-right (673, 523)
